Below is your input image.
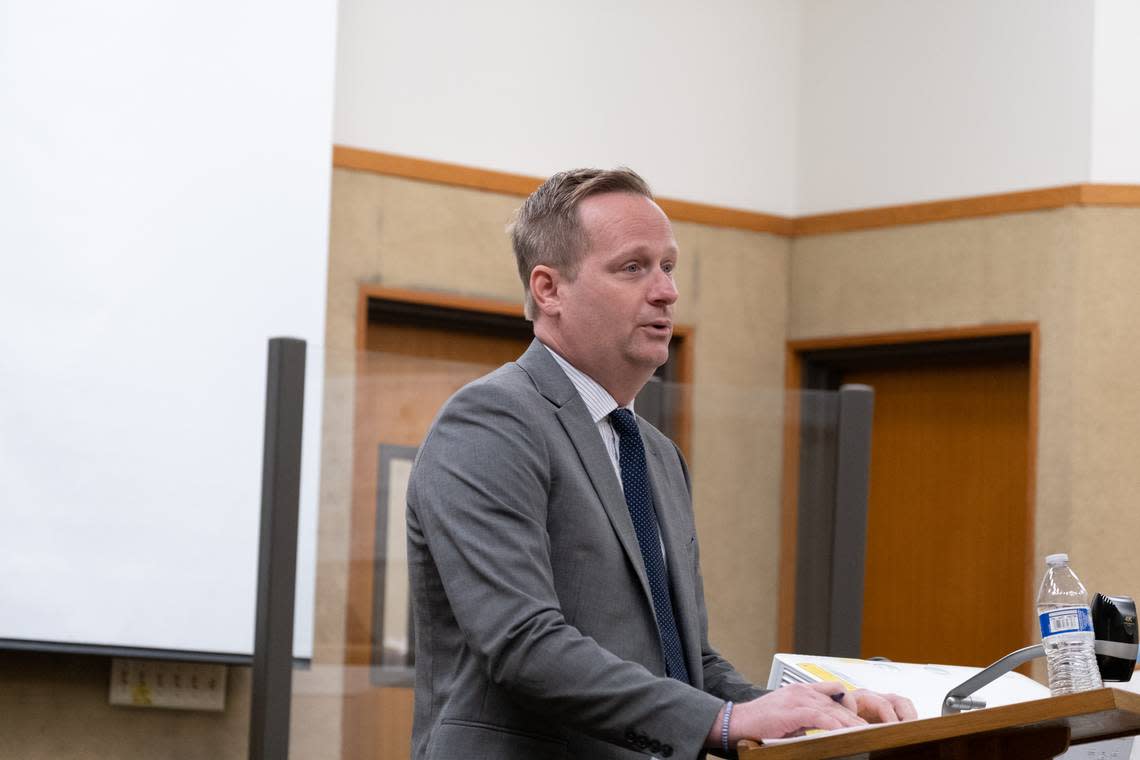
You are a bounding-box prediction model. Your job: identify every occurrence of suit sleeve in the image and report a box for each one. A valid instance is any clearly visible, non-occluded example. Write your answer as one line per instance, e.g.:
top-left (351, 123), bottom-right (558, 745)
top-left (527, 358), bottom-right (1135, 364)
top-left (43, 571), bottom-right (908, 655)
top-left (407, 378), bottom-right (723, 757)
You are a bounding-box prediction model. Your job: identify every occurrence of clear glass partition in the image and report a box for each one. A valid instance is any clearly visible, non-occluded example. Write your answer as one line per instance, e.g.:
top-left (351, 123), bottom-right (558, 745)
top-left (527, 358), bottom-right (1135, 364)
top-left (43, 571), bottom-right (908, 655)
top-left (6, 335), bottom-right (1102, 759)
top-left (9, 335), bottom-right (1127, 757)
top-left (0, 336), bottom-right (861, 760)
top-left (287, 344), bottom-right (855, 760)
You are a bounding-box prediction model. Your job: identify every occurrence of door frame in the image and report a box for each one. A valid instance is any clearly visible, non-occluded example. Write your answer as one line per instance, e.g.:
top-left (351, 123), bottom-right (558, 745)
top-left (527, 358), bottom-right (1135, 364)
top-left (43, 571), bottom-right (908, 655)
top-left (347, 283), bottom-right (697, 664)
top-left (342, 284), bottom-right (698, 760)
top-left (777, 322), bottom-right (1040, 653)
top-left (355, 284), bottom-right (696, 450)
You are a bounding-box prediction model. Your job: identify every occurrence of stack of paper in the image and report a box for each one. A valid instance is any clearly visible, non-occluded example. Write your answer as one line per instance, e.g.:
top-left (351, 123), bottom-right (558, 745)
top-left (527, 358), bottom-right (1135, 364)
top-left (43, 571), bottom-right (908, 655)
top-left (766, 653), bottom-right (1138, 758)
top-left (767, 653), bottom-right (1051, 719)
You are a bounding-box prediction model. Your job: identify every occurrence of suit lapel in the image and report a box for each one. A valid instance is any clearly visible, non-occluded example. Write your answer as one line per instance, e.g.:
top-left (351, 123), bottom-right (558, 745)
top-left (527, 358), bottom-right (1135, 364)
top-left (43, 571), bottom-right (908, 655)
top-left (517, 341), bottom-right (654, 607)
top-left (644, 434), bottom-right (703, 686)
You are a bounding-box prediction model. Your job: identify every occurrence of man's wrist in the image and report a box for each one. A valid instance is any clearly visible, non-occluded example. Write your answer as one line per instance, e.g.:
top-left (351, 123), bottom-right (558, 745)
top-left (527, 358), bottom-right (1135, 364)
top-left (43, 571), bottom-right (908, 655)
top-left (706, 700), bottom-right (735, 750)
top-left (721, 701), bottom-right (735, 753)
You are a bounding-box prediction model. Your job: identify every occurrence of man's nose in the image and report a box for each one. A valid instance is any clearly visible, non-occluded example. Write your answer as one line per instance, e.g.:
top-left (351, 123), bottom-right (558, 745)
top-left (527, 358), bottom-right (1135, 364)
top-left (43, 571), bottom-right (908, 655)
top-left (649, 269), bottom-right (679, 305)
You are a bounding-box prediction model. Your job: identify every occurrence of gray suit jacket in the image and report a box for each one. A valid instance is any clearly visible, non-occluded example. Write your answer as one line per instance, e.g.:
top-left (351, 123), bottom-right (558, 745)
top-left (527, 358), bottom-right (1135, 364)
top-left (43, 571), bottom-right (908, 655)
top-left (406, 339), bottom-right (763, 760)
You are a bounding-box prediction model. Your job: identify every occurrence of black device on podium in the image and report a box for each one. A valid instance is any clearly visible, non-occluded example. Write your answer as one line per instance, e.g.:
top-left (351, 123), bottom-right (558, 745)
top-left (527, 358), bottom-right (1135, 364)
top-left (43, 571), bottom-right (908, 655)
top-left (942, 593), bottom-right (1139, 715)
top-left (1093, 593), bottom-right (1139, 681)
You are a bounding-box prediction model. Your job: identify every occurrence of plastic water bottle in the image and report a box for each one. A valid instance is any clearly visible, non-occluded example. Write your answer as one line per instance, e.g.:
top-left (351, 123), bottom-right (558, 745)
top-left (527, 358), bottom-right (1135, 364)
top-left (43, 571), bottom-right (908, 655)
top-left (1036, 553), bottom-right (1102, 695)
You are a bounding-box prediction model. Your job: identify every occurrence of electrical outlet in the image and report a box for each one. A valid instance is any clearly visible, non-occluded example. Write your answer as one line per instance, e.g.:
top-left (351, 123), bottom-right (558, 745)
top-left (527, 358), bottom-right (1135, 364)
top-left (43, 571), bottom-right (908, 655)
top-left (109, 658), bottom-right (227, 711)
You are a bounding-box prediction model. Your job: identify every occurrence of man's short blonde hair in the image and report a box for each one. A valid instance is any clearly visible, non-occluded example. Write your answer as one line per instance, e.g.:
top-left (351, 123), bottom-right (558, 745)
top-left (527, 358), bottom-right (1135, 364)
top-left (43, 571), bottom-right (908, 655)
top-left (509, 167), bottom-right (653, 320)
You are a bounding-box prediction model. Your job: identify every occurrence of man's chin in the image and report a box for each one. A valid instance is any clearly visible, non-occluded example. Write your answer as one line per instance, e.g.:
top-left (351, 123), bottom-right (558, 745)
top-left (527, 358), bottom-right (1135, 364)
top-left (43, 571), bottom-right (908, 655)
top-left (632, 348), bottom-right (671, 372)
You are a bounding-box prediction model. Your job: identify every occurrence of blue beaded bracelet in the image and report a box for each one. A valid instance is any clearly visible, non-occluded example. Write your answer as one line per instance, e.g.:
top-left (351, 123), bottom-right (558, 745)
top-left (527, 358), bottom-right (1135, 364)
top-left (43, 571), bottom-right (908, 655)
top-left (721, 700), bottom-right (734, 754)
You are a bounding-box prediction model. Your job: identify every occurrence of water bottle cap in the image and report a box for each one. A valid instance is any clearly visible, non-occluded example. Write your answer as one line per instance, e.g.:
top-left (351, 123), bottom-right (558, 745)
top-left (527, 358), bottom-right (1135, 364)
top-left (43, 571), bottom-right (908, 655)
top-left (1045, 553), bottom-right (1069, 565)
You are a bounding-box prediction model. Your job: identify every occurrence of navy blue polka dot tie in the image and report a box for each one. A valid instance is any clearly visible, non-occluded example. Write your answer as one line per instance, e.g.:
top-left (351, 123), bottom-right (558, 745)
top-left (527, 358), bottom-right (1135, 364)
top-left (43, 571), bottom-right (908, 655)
top-left (608, 408), bottom-right (690, 684)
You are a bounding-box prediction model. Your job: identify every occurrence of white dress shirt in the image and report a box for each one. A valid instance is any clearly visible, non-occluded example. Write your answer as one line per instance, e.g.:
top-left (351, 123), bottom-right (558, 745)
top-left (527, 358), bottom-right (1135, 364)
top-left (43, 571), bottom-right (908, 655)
top-left (544, 344), bottom-right (625, 479)
top-left (543, 343), bottom-right (668, 567)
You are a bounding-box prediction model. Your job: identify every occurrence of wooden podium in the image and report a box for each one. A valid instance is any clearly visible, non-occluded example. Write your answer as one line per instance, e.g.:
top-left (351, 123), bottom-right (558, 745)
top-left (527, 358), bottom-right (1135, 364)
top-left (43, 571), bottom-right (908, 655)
top-left (737, 688), bottom-right (1140, 759)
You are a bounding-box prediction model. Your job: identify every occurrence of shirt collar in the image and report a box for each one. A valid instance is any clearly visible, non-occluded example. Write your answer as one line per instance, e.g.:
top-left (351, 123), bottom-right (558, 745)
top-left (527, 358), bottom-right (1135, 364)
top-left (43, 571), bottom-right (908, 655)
top-left (542, 343), bottom-right (633, 423)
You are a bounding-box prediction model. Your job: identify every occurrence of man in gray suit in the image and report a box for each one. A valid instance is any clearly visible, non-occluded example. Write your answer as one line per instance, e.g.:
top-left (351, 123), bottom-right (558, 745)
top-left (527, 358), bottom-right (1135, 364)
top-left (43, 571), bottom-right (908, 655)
top-left (406, 168), bottom-right (914, 759)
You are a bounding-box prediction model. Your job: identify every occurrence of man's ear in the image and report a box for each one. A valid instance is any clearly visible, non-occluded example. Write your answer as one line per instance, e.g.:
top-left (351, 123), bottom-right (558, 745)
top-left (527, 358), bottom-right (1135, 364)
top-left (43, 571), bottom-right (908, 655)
top-left (530, 265), bottom-right (562, 317)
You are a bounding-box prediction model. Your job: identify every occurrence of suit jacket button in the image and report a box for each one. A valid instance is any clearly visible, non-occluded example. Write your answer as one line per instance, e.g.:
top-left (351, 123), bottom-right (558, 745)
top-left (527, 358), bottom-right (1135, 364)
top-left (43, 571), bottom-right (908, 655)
top-left (649, 739), bottom-right (661, 753)
top-left (661, 745), bottom-right (673, 757)
top-left (625, 729), bottom-right (638, 745)
top-left (637, 735), bottom-right (650, 748)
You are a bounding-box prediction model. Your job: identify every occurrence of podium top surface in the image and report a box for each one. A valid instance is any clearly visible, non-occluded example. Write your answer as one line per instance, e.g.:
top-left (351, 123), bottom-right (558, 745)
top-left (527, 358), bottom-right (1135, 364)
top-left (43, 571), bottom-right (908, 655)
top-left (738, 687), bottom-right (1140, 760)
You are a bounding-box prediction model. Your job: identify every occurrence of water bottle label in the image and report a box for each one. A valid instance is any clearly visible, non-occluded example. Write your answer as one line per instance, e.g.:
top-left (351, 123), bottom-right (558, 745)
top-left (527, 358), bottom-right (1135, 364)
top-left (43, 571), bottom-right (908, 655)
top-left (1039, 606), bottom-right (1093, 638)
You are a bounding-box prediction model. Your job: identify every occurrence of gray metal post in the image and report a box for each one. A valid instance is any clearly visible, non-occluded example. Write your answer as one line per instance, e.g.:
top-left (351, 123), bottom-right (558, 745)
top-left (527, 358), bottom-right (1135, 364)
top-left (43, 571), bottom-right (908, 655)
top-left (827, 384), bottom-right (875, 657)
top-left (249, 337), bottom-right (306, 760)
top-left (793, 391), bottom-right (840, 654)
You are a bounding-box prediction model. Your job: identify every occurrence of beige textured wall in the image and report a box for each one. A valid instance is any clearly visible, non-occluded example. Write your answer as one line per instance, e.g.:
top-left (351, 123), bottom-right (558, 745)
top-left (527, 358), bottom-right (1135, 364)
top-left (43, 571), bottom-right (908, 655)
top-left (671, 221), bottom-right (790, 678)
top-left (1068, 209), bottom-right (1140, 600)
top-left (0, 653), bottom-right (250, 760)
top-left (296, 169), bottom-right (539, 757)
top-left (16, 179), bottom-right (1134, 760)
top-left (789, 207), bottom-right (1140, 642)
top-left (315, 169), bottom-right (792, 717)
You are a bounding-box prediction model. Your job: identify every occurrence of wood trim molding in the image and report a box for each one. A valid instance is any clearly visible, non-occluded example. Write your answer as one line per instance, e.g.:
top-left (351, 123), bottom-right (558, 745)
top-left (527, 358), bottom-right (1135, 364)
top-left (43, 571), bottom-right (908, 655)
top-left (1076, 183), bottom-right (1140, 206)
top-left (786, 322), bottom-right (1040, 353)
top-left (355, 285), bottom-right (525, 351)
top-left (334, 146), bottom-right (1140, 237)
top-left (654, 198), bottom-right (794, 236)
top-left (791, 185), bottom-right (1140, 236)
top-left (1025, 324), bottom-right (1041, 661)
top-left (335, 146), bottom-right (542, 197)
top-left (778, 322), bottom-right (1040, 655)
top-left (357, 284), bottom-right (525, 321)
top-left (355, 286), bottom-right (696, 431)
top-left (793, 187), bottom-right (1079, 236)
top-left (357, 283), bottom-right (697, 338)
top-left (333, 146), bottom-right (792, 234)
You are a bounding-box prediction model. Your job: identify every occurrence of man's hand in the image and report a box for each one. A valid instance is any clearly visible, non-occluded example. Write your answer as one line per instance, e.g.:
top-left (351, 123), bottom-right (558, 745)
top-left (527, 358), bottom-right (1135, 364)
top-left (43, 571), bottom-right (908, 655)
top-left (706, 682), bottom-right (917, 747)
top-left (847, 687), bottom-right (917, 724)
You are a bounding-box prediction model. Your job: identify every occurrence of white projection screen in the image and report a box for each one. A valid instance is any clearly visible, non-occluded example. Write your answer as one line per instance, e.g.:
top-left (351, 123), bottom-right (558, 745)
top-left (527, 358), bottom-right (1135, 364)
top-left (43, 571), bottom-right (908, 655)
top-left (0, 1), bottom-right (338, 659)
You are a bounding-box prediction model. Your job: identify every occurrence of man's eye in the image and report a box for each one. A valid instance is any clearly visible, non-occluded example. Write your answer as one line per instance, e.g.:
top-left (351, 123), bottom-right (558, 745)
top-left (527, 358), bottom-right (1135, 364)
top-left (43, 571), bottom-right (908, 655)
top-left (624, 263), bottom-right (640, 272)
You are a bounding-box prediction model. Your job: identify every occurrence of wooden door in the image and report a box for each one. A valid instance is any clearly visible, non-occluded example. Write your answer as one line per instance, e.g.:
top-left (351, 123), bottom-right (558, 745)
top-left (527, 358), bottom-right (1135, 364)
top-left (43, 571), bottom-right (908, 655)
top-left (843, 357), bottom-right (1032, 667)
top-left (342, 319), bottom-right (532, 760)
top-left (342, 288), bottom-right (695, 760)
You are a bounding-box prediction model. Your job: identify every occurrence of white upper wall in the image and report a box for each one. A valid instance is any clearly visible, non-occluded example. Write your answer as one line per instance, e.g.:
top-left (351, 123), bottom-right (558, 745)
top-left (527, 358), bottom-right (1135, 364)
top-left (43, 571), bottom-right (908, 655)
top-left (334, 0), bottom-right (802, 215)
top-left (1090, 0), bottom-right (1140, 184)
top-left (797, 0), bottom-right (1095, 214)
top-left (337, 1), bottom-right (1138, 216)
